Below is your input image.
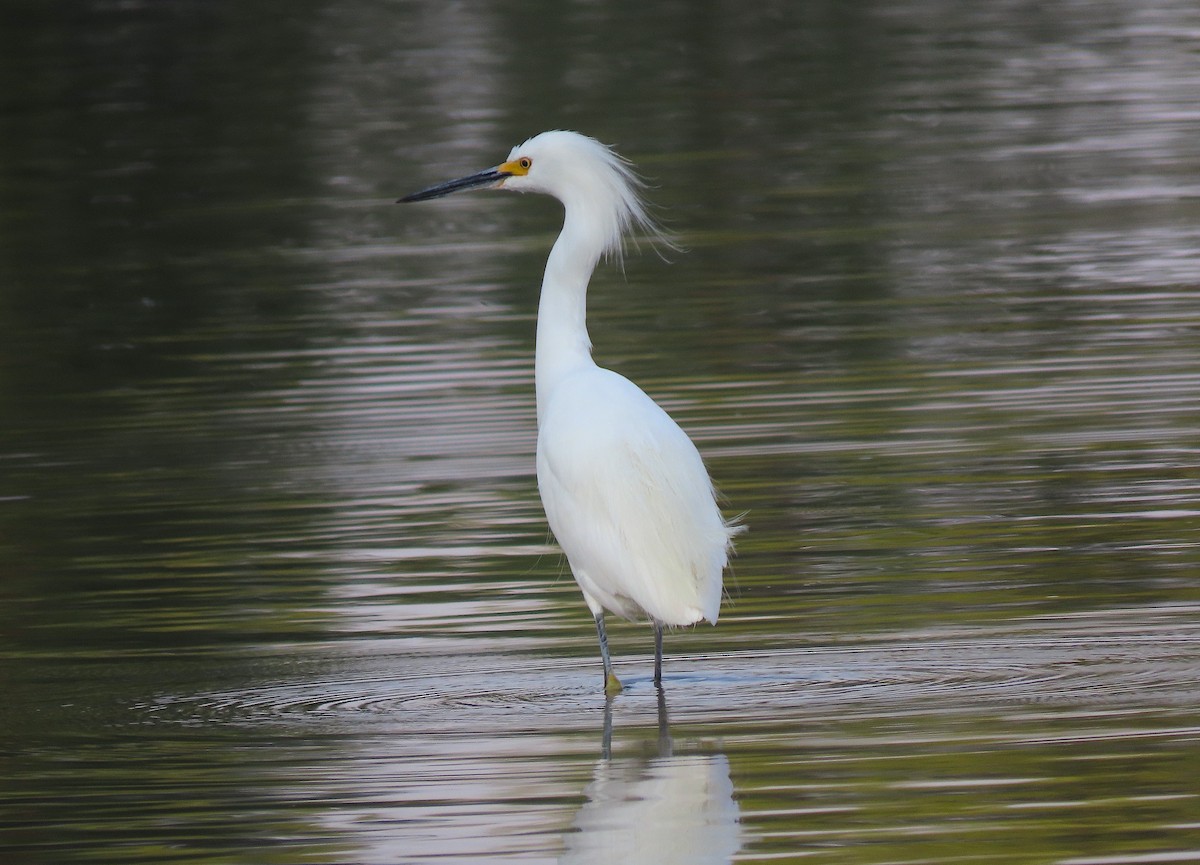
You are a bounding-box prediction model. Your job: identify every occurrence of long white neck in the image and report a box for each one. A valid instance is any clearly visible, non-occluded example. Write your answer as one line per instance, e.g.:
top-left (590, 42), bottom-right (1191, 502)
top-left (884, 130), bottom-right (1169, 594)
top-left (534, 204), bottom-right (605, 426)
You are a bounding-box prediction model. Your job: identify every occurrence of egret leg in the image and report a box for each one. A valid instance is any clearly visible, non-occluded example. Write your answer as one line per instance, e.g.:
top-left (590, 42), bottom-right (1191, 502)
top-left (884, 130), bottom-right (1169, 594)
top-left (653, 620), bottom-right (664, 685)
top-left (595, 614), bottom-right (623, 695)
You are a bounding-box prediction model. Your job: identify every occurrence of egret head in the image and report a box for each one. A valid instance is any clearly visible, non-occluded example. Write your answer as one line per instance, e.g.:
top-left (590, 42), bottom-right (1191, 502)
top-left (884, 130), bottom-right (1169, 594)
top-left (400, 130), bottom-right (666, 260)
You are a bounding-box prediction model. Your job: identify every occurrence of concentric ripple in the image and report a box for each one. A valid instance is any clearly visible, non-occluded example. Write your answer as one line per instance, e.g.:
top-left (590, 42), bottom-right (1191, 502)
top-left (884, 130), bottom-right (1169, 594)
top-left (136, 606), bottom-right (1200, 737)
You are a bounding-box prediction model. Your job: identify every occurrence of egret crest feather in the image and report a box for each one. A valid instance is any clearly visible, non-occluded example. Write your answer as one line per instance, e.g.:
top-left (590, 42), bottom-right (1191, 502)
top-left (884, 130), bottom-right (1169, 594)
top-left (504, 130), bottom-right (668, 264)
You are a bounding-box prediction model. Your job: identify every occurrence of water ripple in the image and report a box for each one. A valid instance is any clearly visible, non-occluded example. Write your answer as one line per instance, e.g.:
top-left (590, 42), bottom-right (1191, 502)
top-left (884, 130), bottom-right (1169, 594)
top-left (137, 606), bottom-right (1200, 736)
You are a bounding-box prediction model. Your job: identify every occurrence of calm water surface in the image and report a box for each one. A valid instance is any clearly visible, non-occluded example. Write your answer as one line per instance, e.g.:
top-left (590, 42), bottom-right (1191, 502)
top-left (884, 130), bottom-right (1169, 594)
top-left (2, 1), bottom-right (1199, 863)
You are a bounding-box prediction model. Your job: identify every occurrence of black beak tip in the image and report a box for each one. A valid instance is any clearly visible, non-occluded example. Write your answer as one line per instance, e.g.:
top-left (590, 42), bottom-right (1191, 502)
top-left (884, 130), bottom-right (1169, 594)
top-left (397, 189), bottom-right (437, 204)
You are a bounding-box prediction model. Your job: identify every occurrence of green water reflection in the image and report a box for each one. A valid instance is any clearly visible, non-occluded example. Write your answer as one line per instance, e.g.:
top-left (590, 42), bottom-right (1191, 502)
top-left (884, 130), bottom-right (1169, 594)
top-left (3, 0), bottom-right (1200, 863)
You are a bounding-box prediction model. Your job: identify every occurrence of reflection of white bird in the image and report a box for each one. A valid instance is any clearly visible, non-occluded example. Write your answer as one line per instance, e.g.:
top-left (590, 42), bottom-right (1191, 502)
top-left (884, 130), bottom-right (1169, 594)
top-left (401, 130), bottom-right (741, 693)
top-left (559, 754), bottom-right (741, 865)
top-left (560, 690), bottom-right (740, 864)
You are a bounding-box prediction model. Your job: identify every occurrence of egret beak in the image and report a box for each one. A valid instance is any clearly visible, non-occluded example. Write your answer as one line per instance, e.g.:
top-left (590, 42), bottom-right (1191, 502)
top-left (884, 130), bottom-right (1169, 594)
top-left (398, 166), bottom-right (510, 203)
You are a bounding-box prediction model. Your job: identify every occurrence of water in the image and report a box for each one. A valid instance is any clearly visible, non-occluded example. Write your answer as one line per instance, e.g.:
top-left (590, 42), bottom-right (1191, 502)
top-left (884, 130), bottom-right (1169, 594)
top-left (2, 1), bottom-right (1199, 862)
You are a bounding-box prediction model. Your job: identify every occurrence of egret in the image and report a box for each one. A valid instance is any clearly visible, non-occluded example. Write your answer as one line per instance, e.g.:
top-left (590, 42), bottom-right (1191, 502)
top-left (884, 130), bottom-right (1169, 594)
top-left (400, 130), bottom-right (740, 694)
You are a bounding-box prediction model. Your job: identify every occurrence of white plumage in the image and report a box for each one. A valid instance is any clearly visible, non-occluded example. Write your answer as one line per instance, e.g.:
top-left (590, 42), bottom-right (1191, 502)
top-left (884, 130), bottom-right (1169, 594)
top-left (537, 366), bottom-right (729, 626)
top-left (401, 130), bottom-right (741, 692)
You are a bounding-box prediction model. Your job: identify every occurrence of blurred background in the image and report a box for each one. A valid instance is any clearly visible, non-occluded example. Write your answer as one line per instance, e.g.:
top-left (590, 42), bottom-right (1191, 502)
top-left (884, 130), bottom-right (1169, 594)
top-left (2, 1), bottom-right (1198, 863)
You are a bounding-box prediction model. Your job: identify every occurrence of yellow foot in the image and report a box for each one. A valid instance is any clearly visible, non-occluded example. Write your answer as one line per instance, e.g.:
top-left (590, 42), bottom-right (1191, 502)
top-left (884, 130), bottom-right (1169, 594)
top-left (604, 671), bottom-right (623, 696)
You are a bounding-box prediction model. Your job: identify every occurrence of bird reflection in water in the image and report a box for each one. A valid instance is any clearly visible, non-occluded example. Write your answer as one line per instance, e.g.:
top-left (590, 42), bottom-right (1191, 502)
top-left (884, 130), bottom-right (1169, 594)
top-left (559, 687), bottom-right (742, 864)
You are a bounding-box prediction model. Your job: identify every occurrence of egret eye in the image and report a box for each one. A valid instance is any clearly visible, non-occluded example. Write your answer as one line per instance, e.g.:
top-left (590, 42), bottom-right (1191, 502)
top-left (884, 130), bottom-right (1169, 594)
top-left (519, 157), bottom-right (532, 170)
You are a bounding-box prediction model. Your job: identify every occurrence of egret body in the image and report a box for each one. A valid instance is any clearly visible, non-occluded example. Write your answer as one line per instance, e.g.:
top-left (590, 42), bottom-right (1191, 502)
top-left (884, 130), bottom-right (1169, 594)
top-left (401, 131), bottom-right (740, 693)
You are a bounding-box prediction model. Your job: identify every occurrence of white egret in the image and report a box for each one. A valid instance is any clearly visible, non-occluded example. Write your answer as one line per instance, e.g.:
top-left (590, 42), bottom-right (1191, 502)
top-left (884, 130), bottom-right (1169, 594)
top-left (400, 130), bottom-right (741, 693)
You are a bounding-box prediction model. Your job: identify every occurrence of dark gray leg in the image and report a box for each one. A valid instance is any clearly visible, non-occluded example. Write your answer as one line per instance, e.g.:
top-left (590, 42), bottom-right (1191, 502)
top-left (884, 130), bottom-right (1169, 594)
top-left (653, 620), bottom-right (664, 685)
top-left (595, 613), bottom-right (622, 694)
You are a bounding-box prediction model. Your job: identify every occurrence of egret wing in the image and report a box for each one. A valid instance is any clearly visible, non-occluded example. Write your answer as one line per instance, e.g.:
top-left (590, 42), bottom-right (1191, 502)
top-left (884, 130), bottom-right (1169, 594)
top-left (536, 368), bottom-right (731, 625)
